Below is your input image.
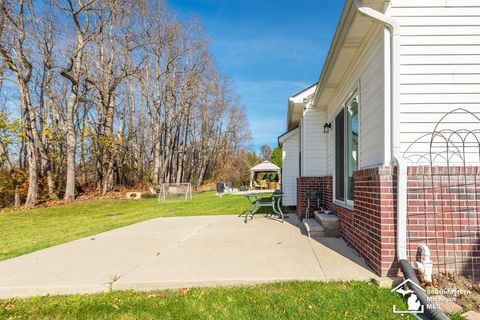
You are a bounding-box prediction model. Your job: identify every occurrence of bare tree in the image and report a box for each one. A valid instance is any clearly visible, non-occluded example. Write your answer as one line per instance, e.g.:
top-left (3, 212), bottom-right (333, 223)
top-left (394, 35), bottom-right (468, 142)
top-left (0, 0), bottom-right (52, 207)
top-left (0, 0), bottom-right (252, 207)
top-left (260, 144), bottom-right (272, 161)
top-left (58, 0), bottom-right (99, 201)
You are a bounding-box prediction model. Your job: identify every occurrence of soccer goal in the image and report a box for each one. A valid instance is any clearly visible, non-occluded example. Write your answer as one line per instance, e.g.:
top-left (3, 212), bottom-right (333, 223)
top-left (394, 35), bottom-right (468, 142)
top-left (158, 183), bottom-right (192, 202)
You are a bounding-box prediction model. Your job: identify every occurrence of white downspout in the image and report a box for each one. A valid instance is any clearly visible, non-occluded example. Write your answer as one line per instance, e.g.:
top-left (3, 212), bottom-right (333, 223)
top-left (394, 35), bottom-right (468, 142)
top-left (352, 0), bottom-right (407, 260)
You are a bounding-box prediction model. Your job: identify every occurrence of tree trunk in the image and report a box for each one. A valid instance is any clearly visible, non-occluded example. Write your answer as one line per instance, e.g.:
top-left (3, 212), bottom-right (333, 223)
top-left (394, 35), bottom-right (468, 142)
top-left (176, 116), bottom-right (190, 183)
top-left (79, 109), bottom-right (87, 182)
top-left (101, 99), bottom-right (116, 196)
top-left (197, 151), bottom-right (208, 187)
top-left (18, 77), bottom-right (42, 207)
top-left (153, 136), bottom-right (161, 184)
top-left (159, 128), bottom-right (172, 182)
top-left (24, 138), bottom-right (38, 208)
top-left (46, 168), bottom-right (56, 199)
top-left (65, 128), bottom-right (76, 200)
top-left (14, 186), bottom-right (21, 209)
top-left (102, 153), bottom-right (115, 196)
top-left (64, 96), bottom-right (77, 201)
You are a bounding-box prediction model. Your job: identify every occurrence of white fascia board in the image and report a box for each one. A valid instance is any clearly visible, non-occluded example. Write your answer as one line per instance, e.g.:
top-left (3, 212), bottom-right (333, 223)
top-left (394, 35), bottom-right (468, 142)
top-left (313, 0), bottom-right (386, 108)
top-left (278, 127), bottom-right (300, 144)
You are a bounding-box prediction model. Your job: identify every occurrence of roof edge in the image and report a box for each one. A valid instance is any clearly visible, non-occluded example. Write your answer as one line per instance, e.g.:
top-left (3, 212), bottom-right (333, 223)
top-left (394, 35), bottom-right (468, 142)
top-left (278, 126), bottom-right (300, 145)
top-left (291, 82), bottom-right (318, 99)
top-left (313, 0), bottom-right (389, 107)
top-left (313, 0), bottom-right (357, 107)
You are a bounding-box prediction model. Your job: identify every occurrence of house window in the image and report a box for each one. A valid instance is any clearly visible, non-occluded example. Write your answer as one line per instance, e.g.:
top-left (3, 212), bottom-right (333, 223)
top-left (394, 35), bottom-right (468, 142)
top-left (335, 94), bottom-right (359, 205)
top-left (335, 109), bottom-right (345, 202)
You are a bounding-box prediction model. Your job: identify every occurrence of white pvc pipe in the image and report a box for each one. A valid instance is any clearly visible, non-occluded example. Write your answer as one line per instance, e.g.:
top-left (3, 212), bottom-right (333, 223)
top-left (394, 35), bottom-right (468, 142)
top-left (412, 261), bottom-right (425, 274)
top-left (413, 245), bottom-right (433, 283)
top-left (420, 243), bottom-right (431, 261)
top-left (419, 243), bottom-right (433, 283)
top-left (353, 0), bottom-right (407, 260)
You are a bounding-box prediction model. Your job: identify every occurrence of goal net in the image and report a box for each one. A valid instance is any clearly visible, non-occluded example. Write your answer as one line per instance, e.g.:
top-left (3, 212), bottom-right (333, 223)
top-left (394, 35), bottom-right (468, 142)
top-left (158, 183), bottom-right (192, 202)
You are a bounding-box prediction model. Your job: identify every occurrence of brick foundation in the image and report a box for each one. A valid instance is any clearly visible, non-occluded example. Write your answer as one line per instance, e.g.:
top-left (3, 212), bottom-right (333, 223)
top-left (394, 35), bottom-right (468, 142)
top-left (296, 166), bottom-right (480, 278)
top-left (296, 177), bottom-right (332, 219)
top-left (351, 167), bottom-right (398, 276)
top-left (406, 166), bottom-right (480, 277)
top-left (297, 170), bottom-right (396, 276)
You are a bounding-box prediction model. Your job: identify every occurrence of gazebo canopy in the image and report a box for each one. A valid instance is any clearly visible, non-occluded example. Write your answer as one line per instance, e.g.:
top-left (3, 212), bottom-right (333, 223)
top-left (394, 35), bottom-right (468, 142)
top-left (249, 161), bottom-right (281, 189)
top-left (250, 160), bottom-right (280, 172)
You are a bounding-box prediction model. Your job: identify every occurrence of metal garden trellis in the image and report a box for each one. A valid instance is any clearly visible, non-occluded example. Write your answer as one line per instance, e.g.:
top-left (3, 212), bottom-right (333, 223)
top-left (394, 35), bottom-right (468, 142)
top-left (403, 108), bottom-right (480, 280)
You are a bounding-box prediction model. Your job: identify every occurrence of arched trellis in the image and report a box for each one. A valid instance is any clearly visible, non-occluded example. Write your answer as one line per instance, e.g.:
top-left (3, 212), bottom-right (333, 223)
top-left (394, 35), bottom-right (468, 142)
top-left (402, 108), bottom-right (480, 280)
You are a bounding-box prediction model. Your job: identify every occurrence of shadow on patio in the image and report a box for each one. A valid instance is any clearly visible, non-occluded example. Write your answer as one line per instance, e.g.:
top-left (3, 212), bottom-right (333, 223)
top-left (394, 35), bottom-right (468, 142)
top-left (267, 212), bottom-right (377, 281)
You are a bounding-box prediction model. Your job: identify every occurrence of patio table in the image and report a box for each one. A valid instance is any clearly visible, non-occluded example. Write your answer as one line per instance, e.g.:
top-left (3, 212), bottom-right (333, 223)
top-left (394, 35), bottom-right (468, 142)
top-left (233, 190), bottom-right (284, 223)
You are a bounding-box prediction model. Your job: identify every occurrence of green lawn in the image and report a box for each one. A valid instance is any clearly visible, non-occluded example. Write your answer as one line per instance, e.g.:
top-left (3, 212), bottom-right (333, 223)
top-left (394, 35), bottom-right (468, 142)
top-left (0, 192), bottom-right (257, 261)
top-left (0, 281), bottom-right (409, 320)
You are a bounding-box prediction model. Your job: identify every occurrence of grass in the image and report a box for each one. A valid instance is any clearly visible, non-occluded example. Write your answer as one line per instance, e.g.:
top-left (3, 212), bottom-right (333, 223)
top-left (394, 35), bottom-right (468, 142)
top-left (0, 281), bottom-right (410, 320)
top-left (0, 192), bottom-right (260, 261)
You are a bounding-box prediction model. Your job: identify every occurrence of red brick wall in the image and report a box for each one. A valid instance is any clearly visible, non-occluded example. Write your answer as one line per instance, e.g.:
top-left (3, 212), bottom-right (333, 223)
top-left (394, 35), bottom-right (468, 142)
top-left (406, 166), bottom-right (480, 278)
top-left (296, 177), bottom-right (332, 219)
top-left (296, 166), bottom-right (480, 278)
top-left (351, 167), bottom-right (398, 276)
top-left (297, 170), bottom-right (398, 276)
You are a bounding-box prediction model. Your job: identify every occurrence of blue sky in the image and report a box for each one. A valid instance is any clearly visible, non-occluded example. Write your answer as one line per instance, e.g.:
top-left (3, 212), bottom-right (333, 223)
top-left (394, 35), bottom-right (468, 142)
top-left (167, 0), bottom-right (344, 152)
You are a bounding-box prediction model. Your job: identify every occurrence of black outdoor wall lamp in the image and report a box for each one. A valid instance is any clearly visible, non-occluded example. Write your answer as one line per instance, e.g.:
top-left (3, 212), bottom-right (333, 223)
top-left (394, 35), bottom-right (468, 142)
top-left (323, 123), bottom-right (331, 133)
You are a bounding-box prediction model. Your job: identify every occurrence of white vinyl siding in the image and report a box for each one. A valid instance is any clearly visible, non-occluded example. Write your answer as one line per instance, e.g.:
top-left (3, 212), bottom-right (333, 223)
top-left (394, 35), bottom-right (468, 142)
top-left (281, 131), bottom-right (300, 206)
top-left (388, 0), bottom-right (480, 162)
top-left (301, 107), bottom-right (327, 176)
top-left (326, 28), bottom-right (386, 176)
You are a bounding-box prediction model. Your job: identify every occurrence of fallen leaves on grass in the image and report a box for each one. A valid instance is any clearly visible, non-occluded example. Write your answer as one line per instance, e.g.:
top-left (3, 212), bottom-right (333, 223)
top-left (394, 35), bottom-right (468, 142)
top-left (111, 297), bottom-right (121, 310)
top-left (4, 303), bottom-right (15, 312)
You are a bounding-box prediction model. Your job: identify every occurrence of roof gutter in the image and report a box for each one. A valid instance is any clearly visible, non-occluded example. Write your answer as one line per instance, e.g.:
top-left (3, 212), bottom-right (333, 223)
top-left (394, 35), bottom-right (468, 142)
top-left (278, 126), bottom-right (300, 146)
top-left (313, 0), bottom-right (357, 108)
top-left (352, 0), bottom-right (406, 262)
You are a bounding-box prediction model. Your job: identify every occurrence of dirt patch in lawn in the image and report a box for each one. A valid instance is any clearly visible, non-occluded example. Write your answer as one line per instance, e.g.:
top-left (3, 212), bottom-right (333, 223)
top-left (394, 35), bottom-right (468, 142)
top-left (426, 272), bottom-right (480, 311)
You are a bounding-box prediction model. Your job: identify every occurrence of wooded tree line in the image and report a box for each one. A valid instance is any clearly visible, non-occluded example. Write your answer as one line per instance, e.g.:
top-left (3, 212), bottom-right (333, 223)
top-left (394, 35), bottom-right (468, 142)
top-left (0, 0), bottom-right (251, 208)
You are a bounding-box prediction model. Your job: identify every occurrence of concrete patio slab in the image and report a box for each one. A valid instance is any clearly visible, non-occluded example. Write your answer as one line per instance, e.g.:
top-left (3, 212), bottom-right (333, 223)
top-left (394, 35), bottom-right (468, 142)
top-left (0, 214), bottom-right (377, 299)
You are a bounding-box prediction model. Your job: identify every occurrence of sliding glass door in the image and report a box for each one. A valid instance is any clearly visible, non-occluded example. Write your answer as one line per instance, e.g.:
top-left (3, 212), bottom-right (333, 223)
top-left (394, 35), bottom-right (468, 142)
top-left (335, 109), bottom-right (345, 202)
top-left (335, 94), bottom-right (359, 205)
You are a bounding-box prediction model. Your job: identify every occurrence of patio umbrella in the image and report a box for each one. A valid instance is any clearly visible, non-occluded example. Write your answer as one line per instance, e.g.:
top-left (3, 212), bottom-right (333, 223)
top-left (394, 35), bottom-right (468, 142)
top-left (249, 160), bottom-right (281, 189)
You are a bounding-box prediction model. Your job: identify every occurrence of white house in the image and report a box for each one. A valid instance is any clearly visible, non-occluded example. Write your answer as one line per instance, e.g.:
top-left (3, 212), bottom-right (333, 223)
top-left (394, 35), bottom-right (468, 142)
top-left (278, 83), bottom-right (319, 206)
top-left (279, 0), bottom-right (480, 279)
top-left (278, 127), bottom-right (299, 206)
